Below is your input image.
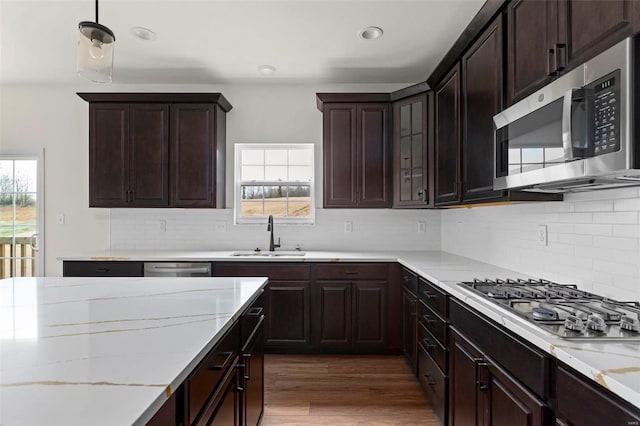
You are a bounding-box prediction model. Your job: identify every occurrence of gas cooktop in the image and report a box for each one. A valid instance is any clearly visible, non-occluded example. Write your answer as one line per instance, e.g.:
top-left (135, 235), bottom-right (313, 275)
top-left (459, 278), bottom-right (640, 340)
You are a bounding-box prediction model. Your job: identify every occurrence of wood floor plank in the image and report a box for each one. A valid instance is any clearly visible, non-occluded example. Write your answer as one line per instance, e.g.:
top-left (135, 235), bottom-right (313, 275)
top-left (262, 354), bottom-right (436, 425)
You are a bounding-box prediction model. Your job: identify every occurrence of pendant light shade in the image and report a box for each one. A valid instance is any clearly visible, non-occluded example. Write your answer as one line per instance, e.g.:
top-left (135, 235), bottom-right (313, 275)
top-left (77, 0), bottom-right (115, 83)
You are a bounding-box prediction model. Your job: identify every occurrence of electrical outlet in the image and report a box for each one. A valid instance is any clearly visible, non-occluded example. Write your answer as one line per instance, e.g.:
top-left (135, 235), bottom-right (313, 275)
top-left (418, 221), bottom-right (426, 233)
top-left (158, 220), bottom-right (166, 232)
top-left (344, 221), bottom-right (353, 233)
top-left (57, 214), bottom-right (65, 225)
top-left (215, 221), bottom-right (227, 233)
top-left (537, 225), bottom-right (548, 246)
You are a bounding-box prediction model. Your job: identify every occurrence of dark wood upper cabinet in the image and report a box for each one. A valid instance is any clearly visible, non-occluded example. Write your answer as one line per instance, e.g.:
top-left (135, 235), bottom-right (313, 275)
top-left (79, 93), bottom-right (230, 208)
top-left (89, 103), bottom-right (129, 207)
top-left (461, 14), bottom-right (506, 202)
top-left (558, 0), bottom-right (636, 70)
top-left (434, 64), bottom-right (462, 206)
top-left (506, 0), bottom-right (557, 106)
top-left (317, 94), bottom-right (391, 208)
top-left (170, 103), bottom-right (224, 208)
top-left (129, 104), bottom-right (169, 207)
top-left (393, 93), bottom-right (432, 208)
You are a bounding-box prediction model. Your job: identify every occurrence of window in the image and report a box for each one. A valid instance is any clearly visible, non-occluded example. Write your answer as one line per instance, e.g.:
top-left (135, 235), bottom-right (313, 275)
top-left (235, 144), bottom-right (314, 224)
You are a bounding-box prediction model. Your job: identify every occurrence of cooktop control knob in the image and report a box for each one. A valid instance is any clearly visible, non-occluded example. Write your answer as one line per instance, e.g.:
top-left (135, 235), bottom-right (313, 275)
top-left (564, 315), bottom-right (584, 331)
top-left (586, 314), bottom-right (606, 332)
top-left (620, 315), bottom-right (640, 332)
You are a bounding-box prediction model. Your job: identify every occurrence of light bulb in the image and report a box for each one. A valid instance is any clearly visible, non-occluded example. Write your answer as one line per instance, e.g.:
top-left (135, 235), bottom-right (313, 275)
top-left (89, 39), bottom-right (104, 60)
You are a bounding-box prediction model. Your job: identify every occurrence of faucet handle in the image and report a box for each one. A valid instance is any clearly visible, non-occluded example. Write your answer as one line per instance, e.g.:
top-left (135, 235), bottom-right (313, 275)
top-left (275, 237), bottom-right (281, 249)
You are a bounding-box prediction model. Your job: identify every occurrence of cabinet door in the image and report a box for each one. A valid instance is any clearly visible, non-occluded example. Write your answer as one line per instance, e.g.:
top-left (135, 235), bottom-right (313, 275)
top-left (402, 288), bottom-right (417, 372)
top-left (89, 103), bottom-right (129, 207)
top-left (506, 0), bottom-right (557, 105)
top-left (559, 0), bottom-right (635, 71)
top-left (434, 64), bottom-right (462, 206)
top-left (449, 327), bottom-right (485, 426)
top-left (323, 104), bottom-right (357, 207)
top-left (170, 104), bottom-right (217, 207)
top-left (484, 362), bottom-right (547, 426)
top-left (313, 281), bottom-right (351, 346)
top-left (462, 15), bottom-right (506, 203)
top-left (357, 103), bottom-right (391, 207)
top-left (129, 104), bottom-right (169, 207)
top-left (352, 281), bottom-right (387, 347)
top-left (393, 94), bottom-right (430, 208)
top-left (242, 319), bottom-right (264, 426)
top-left (264, 281), bottom-right (311, 347)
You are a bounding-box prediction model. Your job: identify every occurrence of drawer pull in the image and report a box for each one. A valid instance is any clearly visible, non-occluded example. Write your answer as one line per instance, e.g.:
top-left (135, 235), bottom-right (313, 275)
top-left (403, 276), bottom-right (411, 282)
top-left (422, 314), bottom-right (435, 324)
top-left (422, 290), bottom-right (437, 299)
top-left (343, 271), bottom-right (360, 275)
top-left (422, 338), bottom-right (436, 351)
top-left (424, 374), bottom-right (436, 386)
top-left (247, 307), bottom-right (263, 316)
top-left (95, 268), bottom-right (110, 273)
top-left (207, 351), bottom-right (234, 371)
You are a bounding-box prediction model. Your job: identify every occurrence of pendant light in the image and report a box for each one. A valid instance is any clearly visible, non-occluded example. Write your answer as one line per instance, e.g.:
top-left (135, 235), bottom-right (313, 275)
top-left (77, 0), bottom-right (115, 83)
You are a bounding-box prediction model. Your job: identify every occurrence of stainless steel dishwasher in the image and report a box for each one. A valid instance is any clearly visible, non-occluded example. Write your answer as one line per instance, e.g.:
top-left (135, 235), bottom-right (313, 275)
top-left (143, 262), bottom-right (212, 277)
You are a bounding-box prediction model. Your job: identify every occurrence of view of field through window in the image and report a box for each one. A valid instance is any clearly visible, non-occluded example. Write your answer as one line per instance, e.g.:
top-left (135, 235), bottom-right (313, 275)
top-left (238, 146), bottom-right (313, 220)
top-left (0, 159), bottom-right (38, 278)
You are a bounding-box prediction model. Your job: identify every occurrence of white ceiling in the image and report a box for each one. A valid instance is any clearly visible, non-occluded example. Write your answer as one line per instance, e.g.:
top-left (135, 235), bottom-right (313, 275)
top-left (0, 0), bottom-right (485, 85)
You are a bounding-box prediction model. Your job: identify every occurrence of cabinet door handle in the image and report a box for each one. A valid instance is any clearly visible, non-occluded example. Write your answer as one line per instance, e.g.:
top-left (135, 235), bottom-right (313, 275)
top-left (207, 351), bottom-right (234, 371)
top-left (556, 43), bottom-right (566, 72)
top-left (547, 48), bottom-right (556, 76)
top-left (424, 374), bottom-right (436, 386)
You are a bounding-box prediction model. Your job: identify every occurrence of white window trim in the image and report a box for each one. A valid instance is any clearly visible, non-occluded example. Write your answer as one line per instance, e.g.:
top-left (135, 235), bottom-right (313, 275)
top-left (234, 143), bottom-right (315, 225)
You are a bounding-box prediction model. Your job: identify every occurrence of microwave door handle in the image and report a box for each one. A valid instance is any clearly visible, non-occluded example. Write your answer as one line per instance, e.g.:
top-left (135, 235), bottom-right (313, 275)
top-left (561, 89), bottom-right (575, 161)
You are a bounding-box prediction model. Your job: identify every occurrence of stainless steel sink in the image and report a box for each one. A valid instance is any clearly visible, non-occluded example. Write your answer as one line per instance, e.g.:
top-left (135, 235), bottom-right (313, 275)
top-left (231, 250), bottom-right (306, 257)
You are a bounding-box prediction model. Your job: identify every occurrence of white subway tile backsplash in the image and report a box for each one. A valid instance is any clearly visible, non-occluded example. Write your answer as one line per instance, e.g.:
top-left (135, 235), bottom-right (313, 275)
top-left (442, 187), bottom-right (640, 301)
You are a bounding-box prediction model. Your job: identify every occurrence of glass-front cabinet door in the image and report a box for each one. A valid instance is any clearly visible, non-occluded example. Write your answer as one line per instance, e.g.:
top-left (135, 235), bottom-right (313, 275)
top-left (393, 93), bottom-right (430, 207)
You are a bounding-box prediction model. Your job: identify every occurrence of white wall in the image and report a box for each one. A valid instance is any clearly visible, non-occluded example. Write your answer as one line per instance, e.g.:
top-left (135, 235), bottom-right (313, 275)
top-left (1, 82), bottom-right (442, 275)
top-left (441, 188), bottom-right (640, 301)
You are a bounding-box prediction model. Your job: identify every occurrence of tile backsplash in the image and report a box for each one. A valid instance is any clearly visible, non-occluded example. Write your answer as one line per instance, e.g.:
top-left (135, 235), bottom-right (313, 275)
top-left (110, 208), bottom-right (441, 253)
top-left (441, 187), bottom-right (640, 301)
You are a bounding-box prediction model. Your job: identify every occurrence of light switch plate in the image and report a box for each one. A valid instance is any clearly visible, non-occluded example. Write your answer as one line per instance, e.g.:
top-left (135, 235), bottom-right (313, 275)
top-left (344, 221), bottom-right (353, 233)
top-left (418, 221), bottom-right (426, 233)
top-left (158, 220), bottom-right (167, 232)
top-left (57, 214), bottom-right (65, 225)
top-left (537, 225), bottom-right (547, 246)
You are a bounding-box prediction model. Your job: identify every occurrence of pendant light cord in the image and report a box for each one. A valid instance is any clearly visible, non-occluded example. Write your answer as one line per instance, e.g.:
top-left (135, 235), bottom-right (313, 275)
top-left (95, 0), bottom-right (99, 24)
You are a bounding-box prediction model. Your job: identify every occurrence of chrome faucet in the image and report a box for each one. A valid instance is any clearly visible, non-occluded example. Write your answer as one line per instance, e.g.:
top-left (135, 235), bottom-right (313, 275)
top-left (267, 215), bottom-right (281, 252)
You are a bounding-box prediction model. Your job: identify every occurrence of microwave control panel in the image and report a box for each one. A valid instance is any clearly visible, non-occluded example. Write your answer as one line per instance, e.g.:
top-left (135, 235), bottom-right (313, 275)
top-left (590, 70), bottom-right (620, 156)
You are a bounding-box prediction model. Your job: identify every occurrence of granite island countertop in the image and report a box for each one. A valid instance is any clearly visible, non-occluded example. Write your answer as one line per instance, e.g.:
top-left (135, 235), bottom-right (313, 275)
top-left (0, 276), bottom-right (267, 426)
top-left (59, 249), bottom-right (640, 410)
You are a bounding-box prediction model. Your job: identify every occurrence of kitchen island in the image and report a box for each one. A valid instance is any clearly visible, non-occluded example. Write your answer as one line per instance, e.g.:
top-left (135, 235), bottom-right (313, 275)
top-left (0, 276), bottom-right (267, 425)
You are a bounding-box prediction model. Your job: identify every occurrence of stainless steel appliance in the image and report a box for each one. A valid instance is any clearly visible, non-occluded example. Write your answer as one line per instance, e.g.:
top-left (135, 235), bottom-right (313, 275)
top-left (459, 278), bottom-right (640, 340)
top-left (143, 262), bottom-right (212, 277)
top-left (493, 36), bottom-right (640, 193)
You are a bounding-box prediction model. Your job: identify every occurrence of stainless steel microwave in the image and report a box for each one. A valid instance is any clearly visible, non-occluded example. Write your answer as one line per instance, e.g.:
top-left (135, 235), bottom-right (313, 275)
top-left (493, 36), bottom-right (640, 193)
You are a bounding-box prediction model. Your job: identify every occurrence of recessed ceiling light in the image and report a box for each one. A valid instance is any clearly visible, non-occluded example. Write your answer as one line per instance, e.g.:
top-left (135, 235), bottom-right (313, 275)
top-left (359, 26), bottom-right (383, 40)
top-left (130, 27), bottom-right (157, 41)
top-left (258, 65), bottom-right (276, 75)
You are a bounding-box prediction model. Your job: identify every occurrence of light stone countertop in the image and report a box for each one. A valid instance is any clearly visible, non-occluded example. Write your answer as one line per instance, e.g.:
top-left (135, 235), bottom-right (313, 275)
top-left (58, 249), bottom-right (640, 410)
top-left (0, 276), bottom-right (267, 426)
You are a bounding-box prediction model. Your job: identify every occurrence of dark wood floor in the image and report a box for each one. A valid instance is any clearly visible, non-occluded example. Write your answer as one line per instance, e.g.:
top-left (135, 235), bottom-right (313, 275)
top-left (261, 354), bottom-right (438, 425)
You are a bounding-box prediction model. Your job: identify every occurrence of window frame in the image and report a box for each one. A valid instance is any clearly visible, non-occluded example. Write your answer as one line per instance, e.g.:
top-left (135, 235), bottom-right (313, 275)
top-left (234, 143), bottom-right (315, 225)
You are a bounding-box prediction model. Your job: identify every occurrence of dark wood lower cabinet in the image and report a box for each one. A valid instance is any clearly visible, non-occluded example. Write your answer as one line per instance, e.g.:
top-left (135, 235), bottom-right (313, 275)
top-left (352, 281), bottom-right (386, 346)
top-left (314, 281), bottom-right (351, 346)
top-left (449, 327), bottom-right (548, 426)
top-left (264, 281), bottom-right (311, 348)
top-left (402, 286), bottom-right (418, 373)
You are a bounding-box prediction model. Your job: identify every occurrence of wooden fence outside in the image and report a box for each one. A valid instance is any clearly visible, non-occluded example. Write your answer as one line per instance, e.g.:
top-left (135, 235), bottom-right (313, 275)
top-left (0, 237), bottom-right (36, 278)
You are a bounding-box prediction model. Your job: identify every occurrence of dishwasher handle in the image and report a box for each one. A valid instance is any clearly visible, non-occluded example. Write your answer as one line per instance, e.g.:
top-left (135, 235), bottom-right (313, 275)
top-left (146, 266), bottom-right (211, 274)
top-left (144, 263), bottom-right (212, 276)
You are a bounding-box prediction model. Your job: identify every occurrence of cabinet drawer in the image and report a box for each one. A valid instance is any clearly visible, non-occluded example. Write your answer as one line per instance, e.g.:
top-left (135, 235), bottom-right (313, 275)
top-left (418, 300), bottom-right (447, 346)
top-left (401, 268), bottom-right (418, 295)
top-left (314, 263), bottom-right (389, 280)
top-left (63, 261), bottom-right (143, 277)
top-left (418, 277), bottom-right (448, 317)
top-left (418, 320), bottom-right (447, 373)
top-left (556, 365), bottom-right (640, 425)
top-left (214, 262), bottom-right (310, 280)
top-left (188, 322), bottom-right (240, 424)
top-left (418, 342), bottom-right (447, 425)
